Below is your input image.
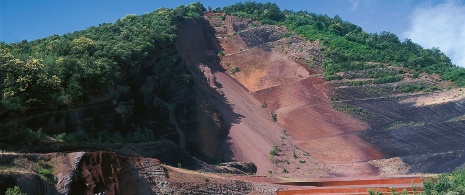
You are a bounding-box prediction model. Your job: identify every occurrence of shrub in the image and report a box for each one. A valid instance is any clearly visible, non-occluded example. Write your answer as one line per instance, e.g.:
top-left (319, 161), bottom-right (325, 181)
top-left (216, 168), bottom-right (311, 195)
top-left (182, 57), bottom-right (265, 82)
top-left (34, 160), bottom-right (54, 181)
top-left (5, 186), bottom-right (27, 195)
top-left (229, 66), bottom-right (240, 74)
top-left (270, 111), bottom-right (277, 122)
top-left (367, 189), bottom-right (383, 195)
top-left (269, 148), bottom-right (278, 156)
top-left (422, 169), bottom-right (465, 195)
top-left (269, 145), bottom-right (279, 156)
top-left (0, 125), bottom-right (44, 146)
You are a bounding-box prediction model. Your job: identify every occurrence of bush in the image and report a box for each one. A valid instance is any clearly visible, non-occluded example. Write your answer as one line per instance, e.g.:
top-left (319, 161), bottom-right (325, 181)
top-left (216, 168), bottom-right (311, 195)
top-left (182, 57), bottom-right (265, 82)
top-left (282, 168), bottom-right (288, 173)
top-left (0, 125), bottom-right (44, 146)
top-left (422, 169), bottom-right (465, 195)
top-left (270, 111), bottom-right (277, 122)
top-left (229, 66), bottom-right (240, 74)
top-left (53, 127), bottom-right (154, 144)
top-left (5, 186), bottom-right (27, 195)
top-left (34, 160), bottom-right (54, 181)
top-left (269, 145), bottom-right (279, 156)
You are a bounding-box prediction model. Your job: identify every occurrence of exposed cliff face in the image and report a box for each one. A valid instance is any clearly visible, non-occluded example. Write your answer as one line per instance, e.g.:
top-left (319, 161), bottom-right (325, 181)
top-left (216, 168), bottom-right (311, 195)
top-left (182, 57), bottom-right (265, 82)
top-left (0, 140), bottom-right (273, 195)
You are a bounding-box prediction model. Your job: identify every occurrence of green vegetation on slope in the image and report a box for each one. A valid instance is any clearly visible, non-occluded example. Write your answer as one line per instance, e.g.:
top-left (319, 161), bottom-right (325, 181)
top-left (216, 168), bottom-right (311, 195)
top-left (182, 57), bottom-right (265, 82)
top-left (221, 1), bottom-right (465, 87)
top-left (0, 3), bottom-right (205, 113)
top-left (5, 186), bottom-right (27, 195)
top-left (422, 169), bottom-right (465, 194)
top-left (368, 169), bottom-right (465, 194)
top-left (0, 3), bottom-right (206, 146)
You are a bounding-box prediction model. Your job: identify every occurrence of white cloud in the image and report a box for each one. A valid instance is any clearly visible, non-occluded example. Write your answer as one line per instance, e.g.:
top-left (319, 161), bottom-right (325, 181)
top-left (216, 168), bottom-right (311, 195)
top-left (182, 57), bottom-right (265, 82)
top-left (350, 0), bottom-right (362, 10)
top-left (403, 0), bottom-right (465, 67)
top-left (349, 0), bottom-right (373, 10)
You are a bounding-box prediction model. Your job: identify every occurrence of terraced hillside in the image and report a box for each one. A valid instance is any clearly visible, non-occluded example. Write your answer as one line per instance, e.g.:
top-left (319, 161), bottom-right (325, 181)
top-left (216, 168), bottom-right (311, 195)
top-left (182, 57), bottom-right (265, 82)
top-left (324, 58), bottom-right (465, 173)
top-left (194, 12), bottom-right (465, 178)
top-left (176, 13), bottom-right (366, 177)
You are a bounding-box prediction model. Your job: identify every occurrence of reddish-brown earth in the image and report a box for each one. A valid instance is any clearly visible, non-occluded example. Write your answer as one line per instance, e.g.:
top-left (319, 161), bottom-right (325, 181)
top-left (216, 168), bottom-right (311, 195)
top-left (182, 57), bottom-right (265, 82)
top-left (176, 15), bottom-right (286, 175)
top-left (0, 151), bottom-right (284, 194)
top-left (194, 13), bottom-right (386, 178)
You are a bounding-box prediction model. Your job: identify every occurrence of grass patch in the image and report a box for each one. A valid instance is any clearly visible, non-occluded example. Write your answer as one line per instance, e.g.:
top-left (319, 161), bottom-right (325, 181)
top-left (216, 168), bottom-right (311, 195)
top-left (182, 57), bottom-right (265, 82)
top-left (333, 104), bottom-right (381, 121)
top-left (0, 165), bottom-right (14, 172)
top-left (385, 121), bottom-right (426, 130)
top-left (448, 114), bottom-right (465, 122)
top-left (34, 160), bottom-right (54, 181)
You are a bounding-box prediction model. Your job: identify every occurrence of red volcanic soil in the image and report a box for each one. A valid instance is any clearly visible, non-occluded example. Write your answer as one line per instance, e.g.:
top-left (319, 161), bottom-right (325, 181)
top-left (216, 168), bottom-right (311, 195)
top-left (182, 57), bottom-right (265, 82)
top-left (213, 71), bottom-right (285, 174)
top-left (222, 46), bottom-right (310, 92)
top-left (253, 75), bottom-right (383, 176)
top-left (176, 17), bottom-right (286, 175)
top-left (176, 13), bottom-right (417, 178)
top-left (209, 14), bottom-right (384, 176)
top-left (253, 76), bottom-right (382, 161)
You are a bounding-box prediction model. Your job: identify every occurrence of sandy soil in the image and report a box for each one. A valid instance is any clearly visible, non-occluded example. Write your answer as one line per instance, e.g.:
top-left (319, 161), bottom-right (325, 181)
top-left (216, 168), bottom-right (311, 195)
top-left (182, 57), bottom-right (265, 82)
top-left (222, 46), bottom-right (310, 92)
top-left (401, 87), bottom-right (465, 107)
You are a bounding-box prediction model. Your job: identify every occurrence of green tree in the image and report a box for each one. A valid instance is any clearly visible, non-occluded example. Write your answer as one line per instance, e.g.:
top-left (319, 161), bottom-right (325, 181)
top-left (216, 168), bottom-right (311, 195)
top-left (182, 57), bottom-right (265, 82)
top-left (70, 37), bottom-right (96, 55)
top-left (1, 48), bottom-right (60, 111)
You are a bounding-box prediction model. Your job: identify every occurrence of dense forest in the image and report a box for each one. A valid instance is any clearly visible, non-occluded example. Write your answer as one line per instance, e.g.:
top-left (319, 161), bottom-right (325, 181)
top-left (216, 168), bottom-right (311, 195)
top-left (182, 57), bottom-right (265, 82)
top-left (0, 3), bottom-right (205, 145)
top-left (221, 2), bottom-right (465, 86)
top-left (0, 3), bottom-right (205, 113)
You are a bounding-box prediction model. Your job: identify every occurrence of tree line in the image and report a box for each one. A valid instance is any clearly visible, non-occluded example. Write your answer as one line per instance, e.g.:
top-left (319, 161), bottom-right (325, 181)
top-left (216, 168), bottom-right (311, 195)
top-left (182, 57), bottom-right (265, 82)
top-left (0, 3), bottom-right (205, 113)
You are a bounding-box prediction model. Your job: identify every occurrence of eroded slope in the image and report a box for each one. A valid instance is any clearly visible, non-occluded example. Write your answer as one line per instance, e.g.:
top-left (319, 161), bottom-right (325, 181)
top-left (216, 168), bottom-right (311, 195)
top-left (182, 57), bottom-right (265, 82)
top-left (183, 13), bottom-right (385, 177)
top-left (199, 13), bottom-right (465, 177)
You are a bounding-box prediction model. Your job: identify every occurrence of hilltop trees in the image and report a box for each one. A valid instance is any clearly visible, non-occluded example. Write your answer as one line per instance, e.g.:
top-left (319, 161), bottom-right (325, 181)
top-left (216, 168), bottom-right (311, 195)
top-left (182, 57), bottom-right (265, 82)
top-left (0, 2), bottom-right (205, 113)
top-left (223, 2), bottom-right (285, 23)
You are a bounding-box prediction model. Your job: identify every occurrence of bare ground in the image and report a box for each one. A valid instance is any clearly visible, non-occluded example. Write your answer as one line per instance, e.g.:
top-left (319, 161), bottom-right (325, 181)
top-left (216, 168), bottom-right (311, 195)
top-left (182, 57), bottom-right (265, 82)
top-left (202, 14), bottom-right (386, 177)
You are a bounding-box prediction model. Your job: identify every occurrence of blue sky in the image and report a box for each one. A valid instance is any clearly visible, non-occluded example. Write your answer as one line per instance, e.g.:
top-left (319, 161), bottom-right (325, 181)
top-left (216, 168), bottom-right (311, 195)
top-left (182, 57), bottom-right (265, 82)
top-left (1, 0), bottom-right (464, 66)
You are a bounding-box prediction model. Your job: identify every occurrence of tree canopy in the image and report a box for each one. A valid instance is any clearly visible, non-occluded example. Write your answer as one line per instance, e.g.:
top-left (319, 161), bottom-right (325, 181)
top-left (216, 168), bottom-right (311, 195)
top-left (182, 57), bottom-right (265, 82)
top-left (0, 2), bottom-right (206, 113)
